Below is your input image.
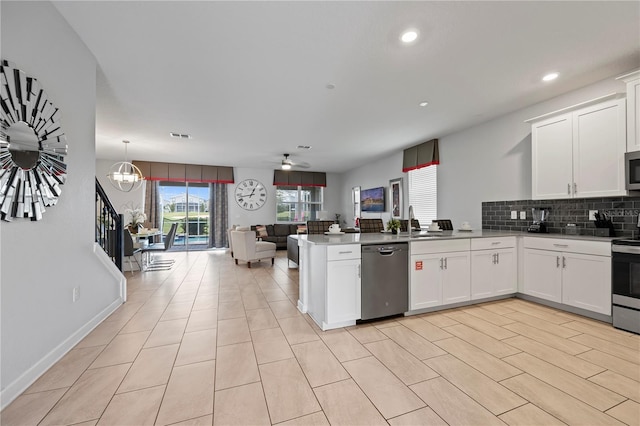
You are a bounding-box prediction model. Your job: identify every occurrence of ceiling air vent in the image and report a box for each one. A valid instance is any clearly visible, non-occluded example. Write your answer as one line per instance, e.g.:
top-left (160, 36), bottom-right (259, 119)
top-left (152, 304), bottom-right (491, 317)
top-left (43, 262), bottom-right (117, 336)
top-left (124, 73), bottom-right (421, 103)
top-left (297, 145), bottom-right (311, 150)
top-left (170, 132), bottom-right (192, 139)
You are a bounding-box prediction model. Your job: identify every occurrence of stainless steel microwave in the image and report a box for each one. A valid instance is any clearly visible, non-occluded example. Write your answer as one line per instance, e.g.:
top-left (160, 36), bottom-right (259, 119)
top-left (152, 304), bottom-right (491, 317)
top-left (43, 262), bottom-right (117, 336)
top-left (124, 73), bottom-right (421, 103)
top-left (626, 151), bottom-right (640, 190)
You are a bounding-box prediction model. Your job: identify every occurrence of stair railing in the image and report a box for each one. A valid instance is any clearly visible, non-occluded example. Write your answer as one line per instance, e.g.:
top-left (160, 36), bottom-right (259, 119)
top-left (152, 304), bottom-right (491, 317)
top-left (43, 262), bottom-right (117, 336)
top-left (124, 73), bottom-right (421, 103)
top-left (95, 178), bottom-right (123, 271)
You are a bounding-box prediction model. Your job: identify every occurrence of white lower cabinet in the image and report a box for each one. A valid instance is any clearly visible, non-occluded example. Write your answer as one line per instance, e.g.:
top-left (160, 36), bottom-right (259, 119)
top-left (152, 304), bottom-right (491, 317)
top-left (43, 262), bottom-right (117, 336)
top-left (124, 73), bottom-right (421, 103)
top-left (410, 254), bottom-right (444, 310)
top-left (410, 239), bottom-right (471, 310)
top-left (471, 248), bottom-right (517, 300)
top-left (307, 243), bottom-right (361, 330)
top-left (326, 258), bottom-right (361, 324)
top-left (523, 248), bottom-right (563, 303)
top-left (471, 237), bottom-right (517, 300)
top-left (410, 252), bottom-right (471, 309)
top-left (561, 252), bottom-right (611, 315)
top-left (522, 237), bottom-right (611, 315)
top-left (442, 252), bottom-right (472, 304)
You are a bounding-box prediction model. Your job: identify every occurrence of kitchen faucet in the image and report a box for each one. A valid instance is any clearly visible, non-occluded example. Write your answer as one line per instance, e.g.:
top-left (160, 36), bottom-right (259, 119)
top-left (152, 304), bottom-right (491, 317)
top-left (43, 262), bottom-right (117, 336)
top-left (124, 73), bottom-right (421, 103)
top-left (408, 205), bottom-right (415, 231)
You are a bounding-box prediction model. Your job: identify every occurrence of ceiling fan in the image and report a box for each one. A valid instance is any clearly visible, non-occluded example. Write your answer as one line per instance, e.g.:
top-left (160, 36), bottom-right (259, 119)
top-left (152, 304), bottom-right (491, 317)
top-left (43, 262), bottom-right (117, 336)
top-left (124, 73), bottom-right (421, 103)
top-left (278, 153), bottom-right (310, 170)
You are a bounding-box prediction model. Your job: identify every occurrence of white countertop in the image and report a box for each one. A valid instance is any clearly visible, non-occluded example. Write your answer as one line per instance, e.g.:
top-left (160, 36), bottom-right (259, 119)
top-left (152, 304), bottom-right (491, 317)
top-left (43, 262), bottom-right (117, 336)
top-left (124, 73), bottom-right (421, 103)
top-left (293, 229), bottom-right (617, 245)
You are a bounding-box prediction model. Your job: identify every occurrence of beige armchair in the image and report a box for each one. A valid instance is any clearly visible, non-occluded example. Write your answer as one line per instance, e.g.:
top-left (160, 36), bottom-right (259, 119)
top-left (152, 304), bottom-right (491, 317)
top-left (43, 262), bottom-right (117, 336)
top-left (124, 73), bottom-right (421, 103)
top-left (230, 230), bottom-right (276, 268)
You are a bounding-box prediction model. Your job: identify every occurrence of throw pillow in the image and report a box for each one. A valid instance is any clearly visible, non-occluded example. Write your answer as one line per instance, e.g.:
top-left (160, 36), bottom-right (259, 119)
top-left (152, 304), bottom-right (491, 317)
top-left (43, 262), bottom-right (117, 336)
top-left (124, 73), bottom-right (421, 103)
top-left (297, 225), bottom-right (307, 234)
top-left (256, 225), bottom-right (268, 238)
top-left (236, 226), bottom-right (251, 231)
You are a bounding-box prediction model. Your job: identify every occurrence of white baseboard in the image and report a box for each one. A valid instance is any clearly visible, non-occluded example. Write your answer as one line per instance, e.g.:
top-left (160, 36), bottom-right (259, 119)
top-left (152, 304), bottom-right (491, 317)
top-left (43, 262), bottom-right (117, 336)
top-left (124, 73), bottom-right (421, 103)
top-left (0, 297), bottom-right (123, 410)
top-left (0, 246), bottom-right (126, 410)
top-left (93, 242), bottom-right (127, 302)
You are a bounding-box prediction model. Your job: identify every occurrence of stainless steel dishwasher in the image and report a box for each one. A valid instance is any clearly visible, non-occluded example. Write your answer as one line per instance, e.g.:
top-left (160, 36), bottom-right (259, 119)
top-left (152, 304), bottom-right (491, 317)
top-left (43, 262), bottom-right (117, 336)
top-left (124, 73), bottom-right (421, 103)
top-left (361, 243), bottom-right (409, 320)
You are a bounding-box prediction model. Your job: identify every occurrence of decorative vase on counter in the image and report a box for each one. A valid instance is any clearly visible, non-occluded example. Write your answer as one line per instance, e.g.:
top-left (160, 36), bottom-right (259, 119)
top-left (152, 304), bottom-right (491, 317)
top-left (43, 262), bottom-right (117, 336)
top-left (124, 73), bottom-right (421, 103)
top-left (393, 228), bottom-right (401, 235)
top-left (129, 224), bottom-right (140, 234)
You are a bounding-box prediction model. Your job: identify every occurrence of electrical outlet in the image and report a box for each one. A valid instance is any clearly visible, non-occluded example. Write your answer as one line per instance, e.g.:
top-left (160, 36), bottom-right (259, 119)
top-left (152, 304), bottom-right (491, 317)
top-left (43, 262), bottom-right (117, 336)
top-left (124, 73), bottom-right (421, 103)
top-left (589, 210), bottom-right (598, 220)
top-left (520, 211), bottom-right (526, 220)
top-left (72, 287), bottom-right (79, 302)
top-left (510, 211), bottom-right (517, 220)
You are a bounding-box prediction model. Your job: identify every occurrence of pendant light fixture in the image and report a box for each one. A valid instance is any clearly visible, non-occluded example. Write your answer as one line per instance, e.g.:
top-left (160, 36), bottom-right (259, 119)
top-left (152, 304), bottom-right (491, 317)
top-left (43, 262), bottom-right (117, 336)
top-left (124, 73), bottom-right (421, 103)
top-left (107, 140), bottom-right (144, 192)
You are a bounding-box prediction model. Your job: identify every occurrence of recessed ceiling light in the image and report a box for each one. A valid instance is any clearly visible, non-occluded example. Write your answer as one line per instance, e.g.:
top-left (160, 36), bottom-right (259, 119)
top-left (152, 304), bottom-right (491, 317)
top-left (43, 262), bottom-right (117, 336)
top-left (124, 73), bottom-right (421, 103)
top-left (419, 101), bottom-right (429, 107)
top-left (542, 72), bottom-right (559, 82)
top-left (326, 83), bottom-right (335, 90)
top-left (401, 30), bottom-right (418, 43)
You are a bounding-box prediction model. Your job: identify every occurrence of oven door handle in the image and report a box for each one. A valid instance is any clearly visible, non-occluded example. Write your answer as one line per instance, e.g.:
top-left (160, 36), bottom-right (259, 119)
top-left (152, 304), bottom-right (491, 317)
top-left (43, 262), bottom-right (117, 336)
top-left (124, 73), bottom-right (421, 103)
top-left (612, 245), bottom-right (640, 255)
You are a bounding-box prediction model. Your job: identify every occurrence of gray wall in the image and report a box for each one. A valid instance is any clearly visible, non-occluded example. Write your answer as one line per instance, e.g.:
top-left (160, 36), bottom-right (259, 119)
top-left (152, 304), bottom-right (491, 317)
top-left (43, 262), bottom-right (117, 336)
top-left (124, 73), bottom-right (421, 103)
top-left (228, 168), bottom-right (341, 227)
top-left (96, 159), bottom-right (146, 216)
top-left (339, 74), bottom-right (628, 229)
top-left (1, 1), bottom-right (123, 407)
top-left (95, 163), bottom-right (342, 231)
top-left (339, 151), bottom-right (406, 227)
top-left (437, 75), bottom-right (626, 229)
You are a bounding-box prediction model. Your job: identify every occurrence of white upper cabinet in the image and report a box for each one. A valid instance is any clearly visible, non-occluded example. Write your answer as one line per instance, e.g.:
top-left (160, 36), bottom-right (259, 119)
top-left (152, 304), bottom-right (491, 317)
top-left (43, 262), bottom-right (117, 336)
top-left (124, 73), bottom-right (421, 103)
top-left (528, 94), bottom-right (626, 200)
top-left (572, 99), bottom-right (626, 198)
top-left (531, 113), bottom-right (574, 199)
top-left (617, 70), bottom-right (640, 152)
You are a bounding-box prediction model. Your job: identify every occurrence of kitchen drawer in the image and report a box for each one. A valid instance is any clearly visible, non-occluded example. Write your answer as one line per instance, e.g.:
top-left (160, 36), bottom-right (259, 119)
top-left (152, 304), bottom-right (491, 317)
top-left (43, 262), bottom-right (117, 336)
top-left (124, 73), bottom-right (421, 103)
top-left (523, 237), bottom-right (610, 257)
top-left (411, 239), bottom-right (470, 255)
top-left (327, 244), bottom-right (361, 261)
top-left (471, 237), bottom-right (516, 251)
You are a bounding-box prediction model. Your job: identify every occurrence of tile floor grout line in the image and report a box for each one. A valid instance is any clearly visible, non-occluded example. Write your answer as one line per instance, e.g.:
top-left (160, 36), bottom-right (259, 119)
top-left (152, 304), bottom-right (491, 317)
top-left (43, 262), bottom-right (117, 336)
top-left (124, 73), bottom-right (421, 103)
top-left (5, 251), bottom-right (638, 425)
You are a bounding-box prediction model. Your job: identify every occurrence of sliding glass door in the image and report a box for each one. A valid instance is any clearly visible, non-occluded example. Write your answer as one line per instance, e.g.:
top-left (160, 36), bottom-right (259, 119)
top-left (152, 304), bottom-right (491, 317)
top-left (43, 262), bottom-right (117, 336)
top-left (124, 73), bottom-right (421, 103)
top-left (158, 181), bottom-right (210, 251)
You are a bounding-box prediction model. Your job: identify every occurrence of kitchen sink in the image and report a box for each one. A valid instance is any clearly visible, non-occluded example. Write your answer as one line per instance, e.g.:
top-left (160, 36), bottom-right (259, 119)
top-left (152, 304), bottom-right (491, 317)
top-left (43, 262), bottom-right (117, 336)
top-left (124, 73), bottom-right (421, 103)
top-left (411, 231), bottom-right (448, 238)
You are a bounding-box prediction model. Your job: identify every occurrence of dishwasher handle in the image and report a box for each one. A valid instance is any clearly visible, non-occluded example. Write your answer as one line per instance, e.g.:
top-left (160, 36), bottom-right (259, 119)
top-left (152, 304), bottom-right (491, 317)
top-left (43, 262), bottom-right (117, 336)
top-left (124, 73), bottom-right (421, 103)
top-left (376, 246), bottom-right (403, 255)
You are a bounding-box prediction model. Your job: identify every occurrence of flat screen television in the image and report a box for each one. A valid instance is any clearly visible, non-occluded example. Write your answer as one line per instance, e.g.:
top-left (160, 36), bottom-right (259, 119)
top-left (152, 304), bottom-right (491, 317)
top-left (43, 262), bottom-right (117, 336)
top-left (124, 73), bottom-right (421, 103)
top-left (360, 186), bottom-right (385, 212)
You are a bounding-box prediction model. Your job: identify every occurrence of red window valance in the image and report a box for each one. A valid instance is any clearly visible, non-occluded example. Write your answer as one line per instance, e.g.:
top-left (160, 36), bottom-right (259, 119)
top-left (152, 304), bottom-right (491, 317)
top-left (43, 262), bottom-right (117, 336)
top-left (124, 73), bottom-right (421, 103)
top-left (402, 139), bottom-right (439, 173)
top-left (133, 161), bottom-right (234, 183)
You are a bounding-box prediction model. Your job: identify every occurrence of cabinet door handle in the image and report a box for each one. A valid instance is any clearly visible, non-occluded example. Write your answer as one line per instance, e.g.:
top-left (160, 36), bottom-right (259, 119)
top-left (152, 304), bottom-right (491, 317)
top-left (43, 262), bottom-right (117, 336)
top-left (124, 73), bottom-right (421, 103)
top-left (567, 183), bottom-right (571, 194)
top-left (496, 253), bottom-right (500, 264)
top-left (492, 253), bottom-right (497, 264)
top-left (338, 251), bottom-right (353, 254)
top-left (574, 182), bottom-right (577, 194)
top-left (563, 256), bottom-right (566, 269)
top-left (553, 244), bottom-right (569, 248)
top-left (556, 256), bottom-right (560, 268)
top-left (439, 258), bottom-right (443, 269)
top-left (491, 242), bottom-right (501, 245)
top-left (358, 264), bottom-right (361, 278)
top-left (444, 257), bottom-right (448, 269)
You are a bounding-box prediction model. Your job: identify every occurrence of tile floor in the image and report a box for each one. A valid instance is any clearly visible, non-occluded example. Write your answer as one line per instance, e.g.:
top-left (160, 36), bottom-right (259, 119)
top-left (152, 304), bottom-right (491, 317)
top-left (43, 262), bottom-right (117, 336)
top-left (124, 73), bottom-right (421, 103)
top-left (2, 250), bottom-right (639, 426)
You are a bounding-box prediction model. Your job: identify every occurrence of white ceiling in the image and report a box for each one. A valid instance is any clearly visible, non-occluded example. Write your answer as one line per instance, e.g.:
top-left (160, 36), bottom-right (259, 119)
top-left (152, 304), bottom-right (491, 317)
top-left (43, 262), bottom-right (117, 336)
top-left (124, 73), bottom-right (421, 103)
top-left (52, 1), bottom-right (640, 173)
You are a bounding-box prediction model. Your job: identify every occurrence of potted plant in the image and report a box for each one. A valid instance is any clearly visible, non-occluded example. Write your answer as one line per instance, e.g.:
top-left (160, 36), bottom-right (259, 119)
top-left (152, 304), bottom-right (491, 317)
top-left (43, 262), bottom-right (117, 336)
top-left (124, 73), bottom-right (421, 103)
top-left (125, 207), bottom-right (146, 234)
top-left (387, 218), bottom-right (401, 234)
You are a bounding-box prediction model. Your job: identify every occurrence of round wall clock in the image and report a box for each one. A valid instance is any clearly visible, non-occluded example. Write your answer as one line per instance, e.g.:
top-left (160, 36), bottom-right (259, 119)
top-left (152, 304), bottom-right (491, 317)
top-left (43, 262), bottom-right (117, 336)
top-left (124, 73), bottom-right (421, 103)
top-left (0, 60), bottom-right (68, 221)
top-left (234, 179), bottom-right (267, 211)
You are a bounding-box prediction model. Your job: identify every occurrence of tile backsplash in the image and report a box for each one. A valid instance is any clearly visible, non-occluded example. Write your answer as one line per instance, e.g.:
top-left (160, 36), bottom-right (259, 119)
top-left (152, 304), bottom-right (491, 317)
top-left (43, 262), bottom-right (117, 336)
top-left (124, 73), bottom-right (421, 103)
top-left (482, 196), bottom-right (640, 239)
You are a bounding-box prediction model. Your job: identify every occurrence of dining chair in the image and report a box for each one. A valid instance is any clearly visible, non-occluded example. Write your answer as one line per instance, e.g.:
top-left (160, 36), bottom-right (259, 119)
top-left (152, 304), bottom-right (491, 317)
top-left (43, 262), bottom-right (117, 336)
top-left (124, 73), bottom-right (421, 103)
top-left (141, 223), bottom-right (178, 271)
top-left (306, 220), bottom-right (336, 234)
top-left (400, 219), bottom-right (421, 232)
top-left (358, 218), bottom-right (384, 233)
top-left (123, 229), bottom-right (142, 274)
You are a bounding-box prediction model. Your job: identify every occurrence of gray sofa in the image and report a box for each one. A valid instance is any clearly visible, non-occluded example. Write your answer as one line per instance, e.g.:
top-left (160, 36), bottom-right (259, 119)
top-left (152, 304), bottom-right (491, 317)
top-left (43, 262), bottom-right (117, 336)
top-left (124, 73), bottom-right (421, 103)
top-left (251, 224), bottom-right (303, 249)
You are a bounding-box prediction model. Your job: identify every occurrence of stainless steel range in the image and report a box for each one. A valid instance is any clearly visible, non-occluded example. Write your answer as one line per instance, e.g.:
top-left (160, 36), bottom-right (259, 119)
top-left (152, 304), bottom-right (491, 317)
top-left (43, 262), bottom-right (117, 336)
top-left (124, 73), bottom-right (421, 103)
top-left (611, 239), bottom-right (640, 334)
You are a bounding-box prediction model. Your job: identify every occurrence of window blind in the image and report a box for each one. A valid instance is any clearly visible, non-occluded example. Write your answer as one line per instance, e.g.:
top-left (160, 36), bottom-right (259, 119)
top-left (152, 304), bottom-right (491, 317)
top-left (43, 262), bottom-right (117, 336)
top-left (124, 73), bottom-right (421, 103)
top-left (408, 165), bottom-right (437, 227)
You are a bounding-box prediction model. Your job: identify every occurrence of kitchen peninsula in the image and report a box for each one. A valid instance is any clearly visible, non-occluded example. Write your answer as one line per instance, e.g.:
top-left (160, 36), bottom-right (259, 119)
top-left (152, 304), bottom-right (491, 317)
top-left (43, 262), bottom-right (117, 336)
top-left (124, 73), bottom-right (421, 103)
top-left (296, 231), bottom-right (614, 331)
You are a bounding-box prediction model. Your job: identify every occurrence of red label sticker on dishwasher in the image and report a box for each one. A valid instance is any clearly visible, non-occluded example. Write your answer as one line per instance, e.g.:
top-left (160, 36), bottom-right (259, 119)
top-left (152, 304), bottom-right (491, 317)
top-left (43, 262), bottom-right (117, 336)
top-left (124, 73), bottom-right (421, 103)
top-left (415, 261), bottom-right (423, 270)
